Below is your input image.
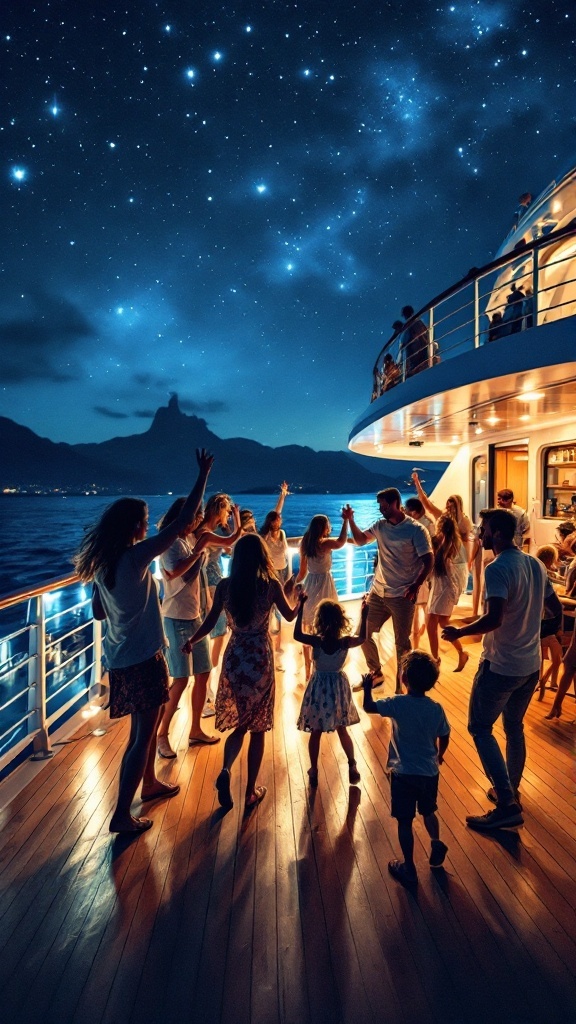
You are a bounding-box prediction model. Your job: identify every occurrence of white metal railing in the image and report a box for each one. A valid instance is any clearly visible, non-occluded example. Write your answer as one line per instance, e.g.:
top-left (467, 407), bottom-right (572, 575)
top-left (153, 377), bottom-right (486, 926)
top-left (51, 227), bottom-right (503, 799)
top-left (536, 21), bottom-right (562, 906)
top-left (0, 544), bottom-right (374, 777)
top-left (0, 574), bottom-right (101, 777)
top-left (371, 222), bottom-right (576, 399)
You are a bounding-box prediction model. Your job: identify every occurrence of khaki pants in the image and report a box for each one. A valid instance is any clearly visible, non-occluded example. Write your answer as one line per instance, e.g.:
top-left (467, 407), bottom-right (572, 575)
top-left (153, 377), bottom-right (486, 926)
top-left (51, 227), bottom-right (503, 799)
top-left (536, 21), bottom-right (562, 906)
top-left (362, 591), bottom-right (415, 686)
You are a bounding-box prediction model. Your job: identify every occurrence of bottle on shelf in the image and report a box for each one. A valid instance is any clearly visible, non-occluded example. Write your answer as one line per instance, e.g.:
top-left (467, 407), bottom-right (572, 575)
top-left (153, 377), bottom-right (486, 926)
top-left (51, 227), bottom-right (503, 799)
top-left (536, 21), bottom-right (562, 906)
top-left (547, 497), bottom-right (558, 516)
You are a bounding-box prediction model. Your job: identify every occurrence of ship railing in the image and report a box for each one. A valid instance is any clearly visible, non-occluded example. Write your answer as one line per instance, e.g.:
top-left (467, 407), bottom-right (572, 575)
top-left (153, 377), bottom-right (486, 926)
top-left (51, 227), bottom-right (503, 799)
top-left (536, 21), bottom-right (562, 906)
top-left (0, 543), bottom-right (374, 778)
top-left (371, 221), bottom-right (576, 400)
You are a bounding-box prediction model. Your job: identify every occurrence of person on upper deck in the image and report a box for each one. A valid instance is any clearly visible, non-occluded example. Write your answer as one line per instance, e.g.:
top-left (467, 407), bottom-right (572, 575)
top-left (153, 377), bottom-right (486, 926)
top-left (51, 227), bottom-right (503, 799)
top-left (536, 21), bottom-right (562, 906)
top-left (487, 311), bottom-right (506, 342)
top-left (400, 306), bottom-right (430, 377)
top-left (502, 284), bottom-right (525, 334)
top-left (512, 192), bottom-right (532, 230)
top-left (382, 353), bottom-right (401, 391)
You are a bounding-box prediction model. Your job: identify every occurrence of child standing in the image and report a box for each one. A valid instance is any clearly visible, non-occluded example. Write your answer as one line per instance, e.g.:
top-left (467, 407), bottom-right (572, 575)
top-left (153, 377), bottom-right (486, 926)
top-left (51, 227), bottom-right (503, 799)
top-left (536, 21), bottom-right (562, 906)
top-left (295, 594), bottom-right (368, 786)
top-left (363, 651), bottom-right (450, 885)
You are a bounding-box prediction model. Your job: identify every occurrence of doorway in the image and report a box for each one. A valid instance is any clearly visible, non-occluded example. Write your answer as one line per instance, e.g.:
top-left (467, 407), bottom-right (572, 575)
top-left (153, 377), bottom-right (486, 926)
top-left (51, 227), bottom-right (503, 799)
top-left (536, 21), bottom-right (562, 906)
top-left (492, 442), bottom-right (528, 508)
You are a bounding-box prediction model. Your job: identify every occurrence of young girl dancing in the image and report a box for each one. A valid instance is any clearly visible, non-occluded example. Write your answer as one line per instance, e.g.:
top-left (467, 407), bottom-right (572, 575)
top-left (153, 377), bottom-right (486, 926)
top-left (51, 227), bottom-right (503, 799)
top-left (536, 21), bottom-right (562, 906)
top-left (295, 593), bottom-right (368, 786)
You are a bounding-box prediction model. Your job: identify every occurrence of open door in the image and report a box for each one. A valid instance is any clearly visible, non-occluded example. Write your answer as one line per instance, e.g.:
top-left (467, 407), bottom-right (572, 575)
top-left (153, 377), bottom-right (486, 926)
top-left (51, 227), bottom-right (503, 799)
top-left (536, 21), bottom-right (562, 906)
top-left (493, 443), bottom-right (528, 508)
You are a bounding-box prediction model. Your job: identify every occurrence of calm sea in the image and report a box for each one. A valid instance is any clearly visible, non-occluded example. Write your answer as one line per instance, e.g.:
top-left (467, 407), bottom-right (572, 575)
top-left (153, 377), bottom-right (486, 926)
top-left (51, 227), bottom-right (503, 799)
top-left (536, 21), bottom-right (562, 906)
top-left (0, 492), bottom-right (416, 595)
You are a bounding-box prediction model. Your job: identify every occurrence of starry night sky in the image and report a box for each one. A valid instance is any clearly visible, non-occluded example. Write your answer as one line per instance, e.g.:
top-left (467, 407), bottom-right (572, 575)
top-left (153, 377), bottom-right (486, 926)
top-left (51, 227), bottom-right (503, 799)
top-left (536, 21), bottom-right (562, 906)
top-left (2, 1), bottom-right (575, 451)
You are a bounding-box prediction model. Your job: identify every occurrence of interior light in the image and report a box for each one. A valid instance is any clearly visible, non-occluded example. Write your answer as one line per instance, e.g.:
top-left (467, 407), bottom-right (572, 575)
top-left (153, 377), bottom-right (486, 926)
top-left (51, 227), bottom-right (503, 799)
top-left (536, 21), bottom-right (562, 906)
top-left (516, 390), bottom-right (544, 402)
top-left (475, 426), bottom-right (483, 434)
top-left (519, 414), bottom-right (531, 422)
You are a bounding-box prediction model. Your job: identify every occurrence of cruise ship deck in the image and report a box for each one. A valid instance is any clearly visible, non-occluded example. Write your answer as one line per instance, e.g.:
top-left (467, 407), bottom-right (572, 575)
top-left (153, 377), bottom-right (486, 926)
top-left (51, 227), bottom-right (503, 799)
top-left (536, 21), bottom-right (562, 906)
top-left (1, 600), bottom-right (574, 1024)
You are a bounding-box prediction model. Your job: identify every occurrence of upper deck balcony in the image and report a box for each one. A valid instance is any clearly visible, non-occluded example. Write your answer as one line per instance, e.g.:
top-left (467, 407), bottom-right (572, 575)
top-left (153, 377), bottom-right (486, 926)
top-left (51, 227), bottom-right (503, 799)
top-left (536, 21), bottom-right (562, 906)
top-left (349, 220), bottom-right (576, 461)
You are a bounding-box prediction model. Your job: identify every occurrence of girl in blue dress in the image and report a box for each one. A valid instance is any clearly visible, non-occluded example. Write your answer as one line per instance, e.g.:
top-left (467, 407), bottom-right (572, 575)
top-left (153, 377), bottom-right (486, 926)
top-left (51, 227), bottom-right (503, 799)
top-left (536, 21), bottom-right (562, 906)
top-left (295, 593), bottom-right (368, 786)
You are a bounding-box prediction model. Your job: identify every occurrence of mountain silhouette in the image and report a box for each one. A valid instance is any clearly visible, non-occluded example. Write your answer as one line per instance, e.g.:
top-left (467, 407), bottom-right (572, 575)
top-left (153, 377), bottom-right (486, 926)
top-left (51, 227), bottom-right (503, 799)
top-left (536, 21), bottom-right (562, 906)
top-left (0, 395), bottom-right (444, 494)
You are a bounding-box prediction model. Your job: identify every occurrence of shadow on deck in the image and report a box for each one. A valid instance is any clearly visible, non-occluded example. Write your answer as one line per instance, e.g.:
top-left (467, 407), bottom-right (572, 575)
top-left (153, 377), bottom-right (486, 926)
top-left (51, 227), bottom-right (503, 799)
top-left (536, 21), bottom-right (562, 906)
top-left (0, 602), bottom-right (574, 1024)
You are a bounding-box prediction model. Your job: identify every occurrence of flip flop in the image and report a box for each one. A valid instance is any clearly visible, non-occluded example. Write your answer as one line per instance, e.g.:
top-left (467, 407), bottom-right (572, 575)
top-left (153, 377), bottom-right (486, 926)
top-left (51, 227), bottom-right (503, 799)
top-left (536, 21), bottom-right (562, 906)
top-left (388, 859), bottom-right (418, 886)
top-left (216, 768), bottom-right (233, 809)
top-left (109, 816), bottom-right (153, 834)
top-left (188, 735), bottom-right (221, 746)
top-left (244, 785), bottom-right (267, 813)
top-left (140, 783), bottom-right (180, 802)
top-left (157, 740), bottom-right (177, 759)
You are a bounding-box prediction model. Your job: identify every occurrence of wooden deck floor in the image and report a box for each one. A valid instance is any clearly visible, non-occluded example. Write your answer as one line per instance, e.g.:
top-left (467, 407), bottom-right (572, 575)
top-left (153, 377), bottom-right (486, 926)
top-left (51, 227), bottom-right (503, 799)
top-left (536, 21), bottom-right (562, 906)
top-left (0, 604), bottom-right (575, 1024)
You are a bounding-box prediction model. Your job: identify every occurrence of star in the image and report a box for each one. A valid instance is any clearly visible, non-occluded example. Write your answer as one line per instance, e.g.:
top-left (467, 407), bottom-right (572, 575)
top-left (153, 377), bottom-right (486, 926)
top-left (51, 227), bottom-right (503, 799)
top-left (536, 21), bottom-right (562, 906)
top-left (11, 167), bottom-right (27, 182)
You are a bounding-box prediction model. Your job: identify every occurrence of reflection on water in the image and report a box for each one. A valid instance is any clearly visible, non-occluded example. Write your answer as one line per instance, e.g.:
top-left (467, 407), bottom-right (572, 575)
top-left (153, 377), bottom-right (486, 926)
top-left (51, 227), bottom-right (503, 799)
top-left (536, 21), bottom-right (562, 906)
top-left (0, 492), bottom-right (414, 594)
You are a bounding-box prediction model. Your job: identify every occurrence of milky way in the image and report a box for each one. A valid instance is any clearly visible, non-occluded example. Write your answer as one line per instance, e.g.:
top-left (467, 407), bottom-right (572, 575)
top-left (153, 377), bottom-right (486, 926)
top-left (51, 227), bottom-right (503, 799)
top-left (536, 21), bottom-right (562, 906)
top-left (1, 1), bottom-right (574, 450)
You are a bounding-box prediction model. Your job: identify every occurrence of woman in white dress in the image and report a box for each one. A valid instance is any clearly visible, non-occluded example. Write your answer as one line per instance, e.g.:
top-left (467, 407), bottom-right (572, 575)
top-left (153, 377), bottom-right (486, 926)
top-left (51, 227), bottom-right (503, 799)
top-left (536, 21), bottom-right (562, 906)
top-left (426, 514), bottom-right (469, 671)
top-left (296, 512), bottom-right (348, 679)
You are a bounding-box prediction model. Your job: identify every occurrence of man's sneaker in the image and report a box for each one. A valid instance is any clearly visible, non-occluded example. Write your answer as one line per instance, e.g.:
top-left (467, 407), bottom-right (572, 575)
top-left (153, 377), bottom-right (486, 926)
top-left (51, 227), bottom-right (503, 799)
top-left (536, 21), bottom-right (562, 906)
top-left (466, 803), bottom-right (524, 830)
top-left (486, 786), bottom-right (522, 811)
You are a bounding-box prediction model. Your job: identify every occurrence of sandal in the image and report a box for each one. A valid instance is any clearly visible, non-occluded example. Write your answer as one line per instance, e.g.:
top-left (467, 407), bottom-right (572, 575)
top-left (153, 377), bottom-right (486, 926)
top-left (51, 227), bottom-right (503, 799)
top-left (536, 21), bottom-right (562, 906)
top-left (215, 768), bottom-right (233, 810)
top-left (157, 738), bottom-right (177, 759)
top-left (109, 815), bottom-right (153, 835)
top-left (244, 785), bottom-right (267, 812)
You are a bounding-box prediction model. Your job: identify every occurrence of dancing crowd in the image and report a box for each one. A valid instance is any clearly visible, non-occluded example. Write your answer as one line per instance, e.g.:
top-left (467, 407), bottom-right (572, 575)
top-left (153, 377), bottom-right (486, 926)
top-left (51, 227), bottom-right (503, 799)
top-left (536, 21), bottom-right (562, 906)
top-left (74, 451), bottom-right (573, 886)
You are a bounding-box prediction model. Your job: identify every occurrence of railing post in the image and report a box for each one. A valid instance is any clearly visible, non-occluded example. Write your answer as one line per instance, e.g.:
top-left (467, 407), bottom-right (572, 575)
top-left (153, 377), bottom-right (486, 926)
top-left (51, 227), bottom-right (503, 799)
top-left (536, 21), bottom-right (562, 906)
top-left (30, 594), bottom-right (54, 760)
top-left (474, 276), bottom-right (480, 348)
top-left (428, 306), bottom-right (434, 366)
top-left (532, 246), bottom-right (539, 327)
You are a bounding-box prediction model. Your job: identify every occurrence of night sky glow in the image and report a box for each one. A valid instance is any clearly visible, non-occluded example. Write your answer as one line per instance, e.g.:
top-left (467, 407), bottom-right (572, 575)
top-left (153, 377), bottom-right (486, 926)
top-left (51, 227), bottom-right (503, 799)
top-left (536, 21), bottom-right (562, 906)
top-left (2, 2), bottom-right (575, 449)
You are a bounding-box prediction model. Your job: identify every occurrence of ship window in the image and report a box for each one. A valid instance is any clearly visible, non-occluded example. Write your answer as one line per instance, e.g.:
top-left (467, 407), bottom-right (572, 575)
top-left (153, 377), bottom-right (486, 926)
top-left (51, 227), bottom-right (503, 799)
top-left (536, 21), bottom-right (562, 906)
top-left (543, 444), bottom-right (576, 519)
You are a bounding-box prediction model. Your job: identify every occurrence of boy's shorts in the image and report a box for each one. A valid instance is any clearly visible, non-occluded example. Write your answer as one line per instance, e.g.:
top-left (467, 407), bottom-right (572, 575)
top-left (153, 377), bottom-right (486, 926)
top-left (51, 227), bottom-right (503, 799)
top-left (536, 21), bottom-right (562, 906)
top-left (390, 772), bottom-right (439, 820)
top-left (163, 617), bottom-right (211, 677)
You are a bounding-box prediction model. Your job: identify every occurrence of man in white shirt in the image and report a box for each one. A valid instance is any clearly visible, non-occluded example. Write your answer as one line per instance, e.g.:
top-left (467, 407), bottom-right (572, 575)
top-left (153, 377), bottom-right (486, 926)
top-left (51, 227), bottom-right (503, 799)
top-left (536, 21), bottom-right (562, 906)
top-left (345, 489), bottom-right (433, 693)
top-left (497, 488), bottom-right (530, 549)
top-left (443, 508), bottom-right (561, 830)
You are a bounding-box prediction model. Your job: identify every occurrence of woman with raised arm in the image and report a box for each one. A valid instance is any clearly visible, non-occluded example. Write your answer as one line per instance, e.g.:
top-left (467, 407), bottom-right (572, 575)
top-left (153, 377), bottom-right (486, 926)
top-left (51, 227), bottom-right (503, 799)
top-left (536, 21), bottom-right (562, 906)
top-left (196, 493), bottom-right (243, 670)
top-left (260, 482), bottom-right (291, 651)
top-left (411, 471), bottom-right (472, 550)
top-left (183, 533), bottom-right (298, 812)
top-left (156, 499), bottom-right (240, 757)
top-left (74, 449), bottom-right (214, 834)
top-left (426, 514), bottom-right (469, 671)
top-left (296, 512), bottom-right (349, 680)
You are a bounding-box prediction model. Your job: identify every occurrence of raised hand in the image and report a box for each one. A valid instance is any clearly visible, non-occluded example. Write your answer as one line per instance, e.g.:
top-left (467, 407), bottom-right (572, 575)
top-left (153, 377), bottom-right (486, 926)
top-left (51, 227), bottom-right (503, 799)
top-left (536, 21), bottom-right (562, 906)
top-left (196, 448), bottom-right (214, 476)
top-left (341, 503), bottom-right (354, 521)
top-left (231, 503), bottom-right (241, 526)
top-left (279, 480), bottom-right (289, 495)
top-left (411, 471), bottom-right (419, 484)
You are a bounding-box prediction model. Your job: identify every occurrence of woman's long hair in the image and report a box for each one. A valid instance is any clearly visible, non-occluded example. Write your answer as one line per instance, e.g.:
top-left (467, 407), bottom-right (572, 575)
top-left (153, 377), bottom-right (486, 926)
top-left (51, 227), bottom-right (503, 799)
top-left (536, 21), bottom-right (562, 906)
top-left (260, 511), bottom-right (280, 537)
top-left (432, 514), bottom-right (461, 577)
top-left (74, 498), bottom-right (147, 588)
top-left (202, 493), bottom-right (232, 524)
top-left (157, 497), bottom-right (186, 531)
top-left (446, 494), bottom-right (465, 524)
top-left (313, 599), bottom-right (350, 643)
top-left (300, 515), bottom-right (329, 559)
top-left (226, 533), bottom-right (275, 626)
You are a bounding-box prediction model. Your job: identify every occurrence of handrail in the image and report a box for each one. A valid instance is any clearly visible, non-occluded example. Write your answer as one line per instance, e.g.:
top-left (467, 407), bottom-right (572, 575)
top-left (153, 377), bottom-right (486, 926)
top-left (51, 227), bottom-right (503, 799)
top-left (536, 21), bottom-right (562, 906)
top-left (371, 219), bottom-right (576, 385)
top-left (0, 572), bottom-right (79, 611)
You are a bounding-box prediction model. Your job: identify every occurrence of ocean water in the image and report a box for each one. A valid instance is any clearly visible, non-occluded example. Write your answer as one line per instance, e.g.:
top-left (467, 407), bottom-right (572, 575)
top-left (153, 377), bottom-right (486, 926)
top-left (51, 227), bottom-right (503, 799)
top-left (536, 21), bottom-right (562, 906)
top-left (0, 492), bottom-right (408, 595)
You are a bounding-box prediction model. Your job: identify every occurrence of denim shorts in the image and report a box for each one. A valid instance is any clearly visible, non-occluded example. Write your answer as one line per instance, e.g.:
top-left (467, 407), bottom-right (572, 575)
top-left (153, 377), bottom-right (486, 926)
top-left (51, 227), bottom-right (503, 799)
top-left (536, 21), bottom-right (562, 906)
top-left (163, 617), bottom-right (211, 677)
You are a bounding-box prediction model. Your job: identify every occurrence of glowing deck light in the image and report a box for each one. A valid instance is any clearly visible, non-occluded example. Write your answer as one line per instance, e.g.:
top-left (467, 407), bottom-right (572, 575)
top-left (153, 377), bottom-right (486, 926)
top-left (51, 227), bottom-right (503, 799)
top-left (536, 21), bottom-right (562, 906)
top-left (516, 390), bottom-right (544, 401)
